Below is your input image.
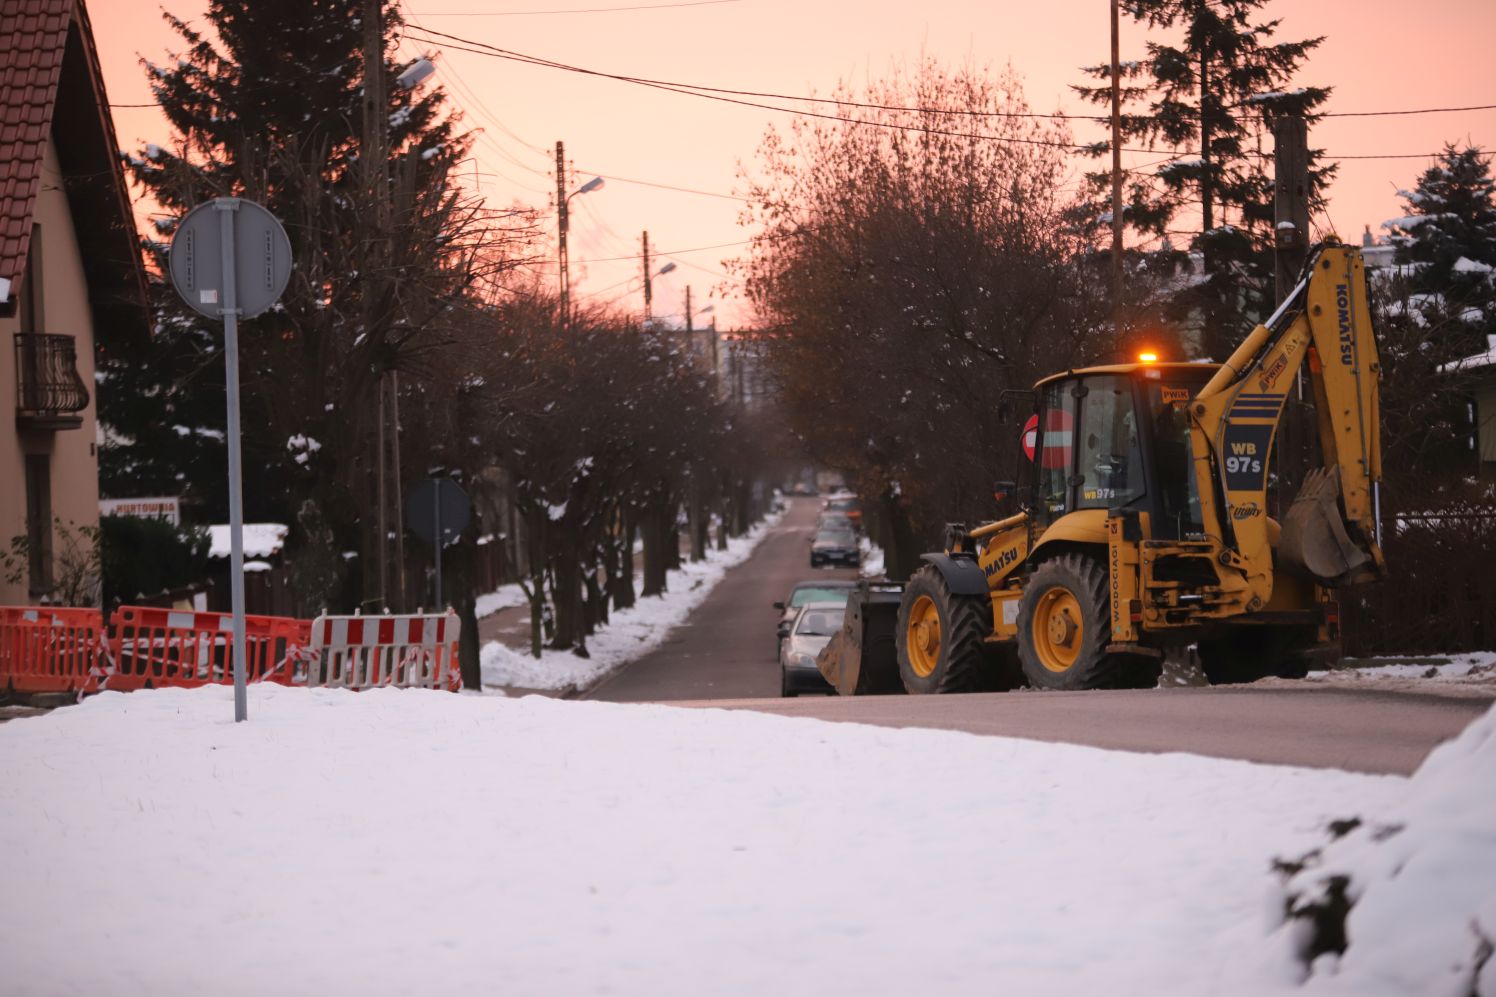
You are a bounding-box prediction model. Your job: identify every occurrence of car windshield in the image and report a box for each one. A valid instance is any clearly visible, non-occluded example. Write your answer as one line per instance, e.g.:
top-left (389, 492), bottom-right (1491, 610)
top-left (790, 586), bottom-right (853, 608)
top-left (796, 609), bottom-right (843, 636)
top-left (816, 531), bottom-right (855, 545)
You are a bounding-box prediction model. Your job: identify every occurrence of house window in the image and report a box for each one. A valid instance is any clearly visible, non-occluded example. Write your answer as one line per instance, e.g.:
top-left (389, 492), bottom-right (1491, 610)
top-left (24, 453), bottom-right (53, 595)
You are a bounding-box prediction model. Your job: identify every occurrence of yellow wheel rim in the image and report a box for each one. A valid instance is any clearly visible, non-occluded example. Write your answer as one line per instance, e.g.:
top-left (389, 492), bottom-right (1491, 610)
top-left (906, 594), bottom-right (942, 678)
top-left (1033, 588), bottom-right (1084, 673)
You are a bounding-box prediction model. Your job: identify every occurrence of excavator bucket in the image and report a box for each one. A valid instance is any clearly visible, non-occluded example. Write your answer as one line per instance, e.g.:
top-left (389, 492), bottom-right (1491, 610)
top-left (817, 582), bottom-right (905, 695)
top-left (1279, 466), bottom-right (1371, 585)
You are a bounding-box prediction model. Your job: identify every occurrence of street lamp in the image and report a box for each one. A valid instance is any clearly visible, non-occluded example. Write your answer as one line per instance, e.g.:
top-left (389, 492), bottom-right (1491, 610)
top-left (643, 260), bottom-right (676, 328)
top-left (556, 141), bottom-right (603, 330)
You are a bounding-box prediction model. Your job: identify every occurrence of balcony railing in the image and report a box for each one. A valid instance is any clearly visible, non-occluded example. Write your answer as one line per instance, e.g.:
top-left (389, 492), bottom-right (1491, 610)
top-left (14, 333), bottom-right (89, 430)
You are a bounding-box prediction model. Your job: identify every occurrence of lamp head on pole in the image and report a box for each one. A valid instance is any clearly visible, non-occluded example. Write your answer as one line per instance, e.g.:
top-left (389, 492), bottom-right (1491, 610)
top-left (395, 56), bottom-right (436, 88)
top-left (577, 176), bottom-right (605, 195)
top-left (657, 262), bottom-right (677, 277)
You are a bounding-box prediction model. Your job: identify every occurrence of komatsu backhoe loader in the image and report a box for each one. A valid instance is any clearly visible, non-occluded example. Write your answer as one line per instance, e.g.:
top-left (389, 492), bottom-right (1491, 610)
top-left (820, 240), bottom-right (1384, 693)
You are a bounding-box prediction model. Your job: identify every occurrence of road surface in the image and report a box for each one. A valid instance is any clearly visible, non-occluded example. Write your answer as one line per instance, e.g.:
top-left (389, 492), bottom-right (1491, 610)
top-left (589, 498), bottom-right (1493, 776)
top-left (585, 496), bottom-right (860, 701)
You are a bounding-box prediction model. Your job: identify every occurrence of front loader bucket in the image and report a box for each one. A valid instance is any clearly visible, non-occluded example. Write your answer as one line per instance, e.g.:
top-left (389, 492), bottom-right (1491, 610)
top-left (1279, 466), bottom-right (1371, 585)
top-left (817, 582), bottom-right (904, 695)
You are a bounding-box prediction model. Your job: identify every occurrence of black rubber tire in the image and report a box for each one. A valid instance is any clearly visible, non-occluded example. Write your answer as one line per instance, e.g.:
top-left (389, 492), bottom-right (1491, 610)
top-left (780, 667), bottom-right (797, 697)
top-left (896, 565), bottom-right (990, 695)
top-left (1016, 553), bottom-right (1123, 691)
top-left (1198, 626), bottom-right (1319, 685)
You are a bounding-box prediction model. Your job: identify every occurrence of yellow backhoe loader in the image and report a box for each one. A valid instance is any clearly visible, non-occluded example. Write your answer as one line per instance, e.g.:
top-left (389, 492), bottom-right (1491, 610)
top-left (820, 240), bottom-right (1384, 693)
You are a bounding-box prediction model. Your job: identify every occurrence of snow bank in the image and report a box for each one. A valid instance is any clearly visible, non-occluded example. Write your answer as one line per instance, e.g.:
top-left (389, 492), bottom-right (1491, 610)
top-left (480, 509), bottom-right (784, 691)
top-left (1249, 700), bottom-right (1496, 996)
top-left (0, 684), bottom-right (1406, 997)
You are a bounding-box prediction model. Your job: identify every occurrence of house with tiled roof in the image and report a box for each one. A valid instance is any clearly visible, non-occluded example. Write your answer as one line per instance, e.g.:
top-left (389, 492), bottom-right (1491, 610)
top-left (0, 0), bottom-right (146, 604)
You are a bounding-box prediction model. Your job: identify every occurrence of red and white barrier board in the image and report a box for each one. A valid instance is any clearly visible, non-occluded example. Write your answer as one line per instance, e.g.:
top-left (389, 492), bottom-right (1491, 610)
top-left (303, 612), bottom-right (460, 691)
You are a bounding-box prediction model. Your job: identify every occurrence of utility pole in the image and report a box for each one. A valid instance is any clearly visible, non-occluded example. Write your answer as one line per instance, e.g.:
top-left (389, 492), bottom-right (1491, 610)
top-left (362, 0), bottom-right (392, 609)
top-left (641, 230), bottom-right (652, 326)
top-left (1109, 0), bottom-right (1125, 345)
top-left (1273, 116), bottom-right (1310, 302)
top-left (556, 141), bottom-right (570, 329)
top-left (1273, 115), bottom-right (1312, 514)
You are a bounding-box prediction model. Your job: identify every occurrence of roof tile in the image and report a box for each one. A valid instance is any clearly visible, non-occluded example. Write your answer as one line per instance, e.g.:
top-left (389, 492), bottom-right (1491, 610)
top-left (0, 0), bottom-right (72, 288)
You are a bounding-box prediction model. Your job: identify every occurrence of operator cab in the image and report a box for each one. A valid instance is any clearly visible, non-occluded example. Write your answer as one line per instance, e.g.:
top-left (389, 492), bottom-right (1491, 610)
top-left (1027, 362), bottom-right (1220, 541)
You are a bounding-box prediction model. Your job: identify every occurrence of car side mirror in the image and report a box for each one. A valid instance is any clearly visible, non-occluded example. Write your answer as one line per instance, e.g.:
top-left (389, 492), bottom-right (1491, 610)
top-left (773, 601), bottom-right (785, 610)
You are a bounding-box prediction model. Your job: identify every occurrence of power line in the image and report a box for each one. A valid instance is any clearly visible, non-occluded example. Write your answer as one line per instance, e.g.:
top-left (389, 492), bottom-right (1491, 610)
top-left (400, 22), bottom-right (1496, 127)
top-left (415, 0), bottom-right (740, 14)
top-left (405, 25), bottom-right (1493, 162)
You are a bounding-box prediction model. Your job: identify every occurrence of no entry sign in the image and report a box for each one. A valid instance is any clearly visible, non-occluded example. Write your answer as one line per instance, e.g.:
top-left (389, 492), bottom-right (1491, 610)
top-left (1023, 409), bottom-right (1073, 470)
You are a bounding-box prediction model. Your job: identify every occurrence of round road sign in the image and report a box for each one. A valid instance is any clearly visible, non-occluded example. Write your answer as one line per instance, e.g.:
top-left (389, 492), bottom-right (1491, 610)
top-left (169, 198), bottom-right (292, 320)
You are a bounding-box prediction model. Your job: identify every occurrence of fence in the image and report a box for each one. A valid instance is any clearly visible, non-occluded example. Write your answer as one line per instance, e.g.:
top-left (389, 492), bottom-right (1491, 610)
top-left (2, 605), bottom-right (463, 698)
top-left (107, 606), bottom-right (311, 692)
top-left (1343, 501), bottom-right (1496, 655)
top-left (304, 613), bottom-right (460, 691)
top-left (0, 606), bottom-right (111, 695)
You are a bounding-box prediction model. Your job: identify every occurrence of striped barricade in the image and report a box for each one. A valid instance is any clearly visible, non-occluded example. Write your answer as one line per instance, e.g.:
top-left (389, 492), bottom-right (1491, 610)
top-left (107, 605), bottom-right (312, 691)
top-left (0, 606), bottom-right (111, 696)
top-left (303, 613), bottom-right (460, 691)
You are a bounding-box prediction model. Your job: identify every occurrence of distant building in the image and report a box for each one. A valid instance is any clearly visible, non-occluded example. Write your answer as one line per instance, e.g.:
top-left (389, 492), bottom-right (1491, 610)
top-left (713, 329), bottom-right (772, 410)
top-left (0, 0), bottom-right (148, 604)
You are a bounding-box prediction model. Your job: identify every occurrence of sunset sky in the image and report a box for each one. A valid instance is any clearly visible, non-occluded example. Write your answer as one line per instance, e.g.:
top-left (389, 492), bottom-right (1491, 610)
top-left (90, 0), bottom-right (1496, 328)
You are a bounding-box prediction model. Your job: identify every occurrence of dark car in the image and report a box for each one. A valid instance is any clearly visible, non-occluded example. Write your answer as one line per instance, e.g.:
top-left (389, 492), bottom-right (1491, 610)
top-left (817, 512), bottom-right (856, 534)
top-left (810, 528), bottom-right (860, 569)
top-left (773, 580), bottom-right (857, 657)
top-left (779, 601), bottom-right (844, 696)
top-left (822, 493), bottom-right (862, 527)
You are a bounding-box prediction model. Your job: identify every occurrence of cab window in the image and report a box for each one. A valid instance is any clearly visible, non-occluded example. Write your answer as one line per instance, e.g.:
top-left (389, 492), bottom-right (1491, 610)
top-left (1075, 375), bottom-right (1144, 509)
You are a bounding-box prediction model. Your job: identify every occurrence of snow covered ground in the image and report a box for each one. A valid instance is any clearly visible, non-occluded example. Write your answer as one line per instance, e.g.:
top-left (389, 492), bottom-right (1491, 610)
top-left (2, 686), bottom-right (1489, 996)
top-left (479, 509), bottom-right (784, 692)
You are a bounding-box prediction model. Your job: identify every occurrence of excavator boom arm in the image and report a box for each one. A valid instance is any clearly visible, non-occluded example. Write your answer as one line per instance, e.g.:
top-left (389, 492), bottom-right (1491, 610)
top-left (1189, 244), bottom-right (1383, 593)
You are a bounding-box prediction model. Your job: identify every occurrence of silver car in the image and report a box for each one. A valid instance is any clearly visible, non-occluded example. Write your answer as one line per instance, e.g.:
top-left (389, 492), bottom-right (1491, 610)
top-left (779, 601), bottom-right (844, 696)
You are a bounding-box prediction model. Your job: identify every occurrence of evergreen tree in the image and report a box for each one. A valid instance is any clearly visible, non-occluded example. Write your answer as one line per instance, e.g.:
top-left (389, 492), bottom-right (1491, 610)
top-left (1383, 144), bottom-right (1496, 343)
top-left (101, 0), bottom-right (525, 609)
top-left (1073, 0), bottom-right (1331, 359)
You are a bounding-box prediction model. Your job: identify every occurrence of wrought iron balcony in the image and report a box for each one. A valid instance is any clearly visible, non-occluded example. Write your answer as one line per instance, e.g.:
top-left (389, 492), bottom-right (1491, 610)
top-left (14, 333), bottom-right (89, 430)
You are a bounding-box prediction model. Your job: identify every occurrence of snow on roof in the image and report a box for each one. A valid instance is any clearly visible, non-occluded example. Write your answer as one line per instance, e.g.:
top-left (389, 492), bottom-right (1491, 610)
top-left (207, 523), bottom-right (289, 559)
top-left (1438, 334), bottom-right (1496, 374)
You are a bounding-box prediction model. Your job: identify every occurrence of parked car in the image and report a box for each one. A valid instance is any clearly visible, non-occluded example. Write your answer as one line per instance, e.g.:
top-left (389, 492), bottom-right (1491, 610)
top-left (773, 579), bottom-right (857, 657)
top-left (780, 601), bottom-right (844, 696)
top-left (817, 512), bottom-right (856, 534)
top-left (810, 527), bottom-right (860, 568)
top-left (822, 493), bottom-right (862, 528)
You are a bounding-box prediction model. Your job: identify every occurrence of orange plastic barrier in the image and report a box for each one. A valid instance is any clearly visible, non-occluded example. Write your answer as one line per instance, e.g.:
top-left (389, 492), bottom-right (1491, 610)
top-left (304, 612), bottom-right (461, 691)
top-left (0, 606), bottom-right (111, 696)
top-left (106, 606), bottom-right (312, 692)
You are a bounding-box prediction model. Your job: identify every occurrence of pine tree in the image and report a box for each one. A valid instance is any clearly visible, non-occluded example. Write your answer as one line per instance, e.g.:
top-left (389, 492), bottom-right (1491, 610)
top-left (103, 0), bottom-right (521, 609)
top-left (1073, 0), bottom-right (1331, 359)
top-left (1383, 144), bottom-right (1496, 341)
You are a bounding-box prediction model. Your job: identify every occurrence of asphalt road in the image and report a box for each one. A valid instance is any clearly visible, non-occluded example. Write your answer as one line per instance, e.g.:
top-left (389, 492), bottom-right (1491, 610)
top-left (584, 496), bottom-right (860, 701)
top-left (588, 498), bottom-right (1493, 777)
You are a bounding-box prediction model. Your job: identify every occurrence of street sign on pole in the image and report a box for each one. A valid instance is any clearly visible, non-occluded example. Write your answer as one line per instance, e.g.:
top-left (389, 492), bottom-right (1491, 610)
top-left (406, 477), bottom-right (471, 609)
top-left (169, 198), bottom-right (292, 722)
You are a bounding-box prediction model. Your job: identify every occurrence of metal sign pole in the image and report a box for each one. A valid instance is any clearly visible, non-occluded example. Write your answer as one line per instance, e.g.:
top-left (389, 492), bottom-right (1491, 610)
top-left (433, 479), bottom-right (444, 609)
top-left (216, 199), bottom-right (249, 723)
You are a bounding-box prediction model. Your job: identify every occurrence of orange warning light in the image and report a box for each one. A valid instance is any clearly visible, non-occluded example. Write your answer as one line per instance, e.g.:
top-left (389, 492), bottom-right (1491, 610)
top-left (1138, 351), bottom-right (1159, 364)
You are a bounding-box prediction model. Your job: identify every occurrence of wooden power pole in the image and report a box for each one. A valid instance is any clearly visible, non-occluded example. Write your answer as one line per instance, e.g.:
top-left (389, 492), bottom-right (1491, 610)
top-left (556, 141), bottom-right (570, 329)
top-left (1273, 115), bottom-right (1312, 513)
top-left (1109, 0), bottom-right (1125, 344)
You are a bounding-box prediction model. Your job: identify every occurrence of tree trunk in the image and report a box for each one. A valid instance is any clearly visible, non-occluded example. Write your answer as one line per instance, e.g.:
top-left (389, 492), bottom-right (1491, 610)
top-left (525, 506), bottom-right (546, 658)
top-left (613, 505), bottom-right (637, 609)
top-left (688, 472), bottom-right (706, 562)
top-left (550, 537), bottom-right (581, 651)
top-left (879, 489), bottom-right (921, 582)
top-left (641, 492), bottom-right (670, 597)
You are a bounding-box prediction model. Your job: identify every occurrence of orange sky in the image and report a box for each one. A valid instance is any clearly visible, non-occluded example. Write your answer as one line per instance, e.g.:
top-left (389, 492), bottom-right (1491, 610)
top-left (91, 0), bottom-right (1496, 328)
